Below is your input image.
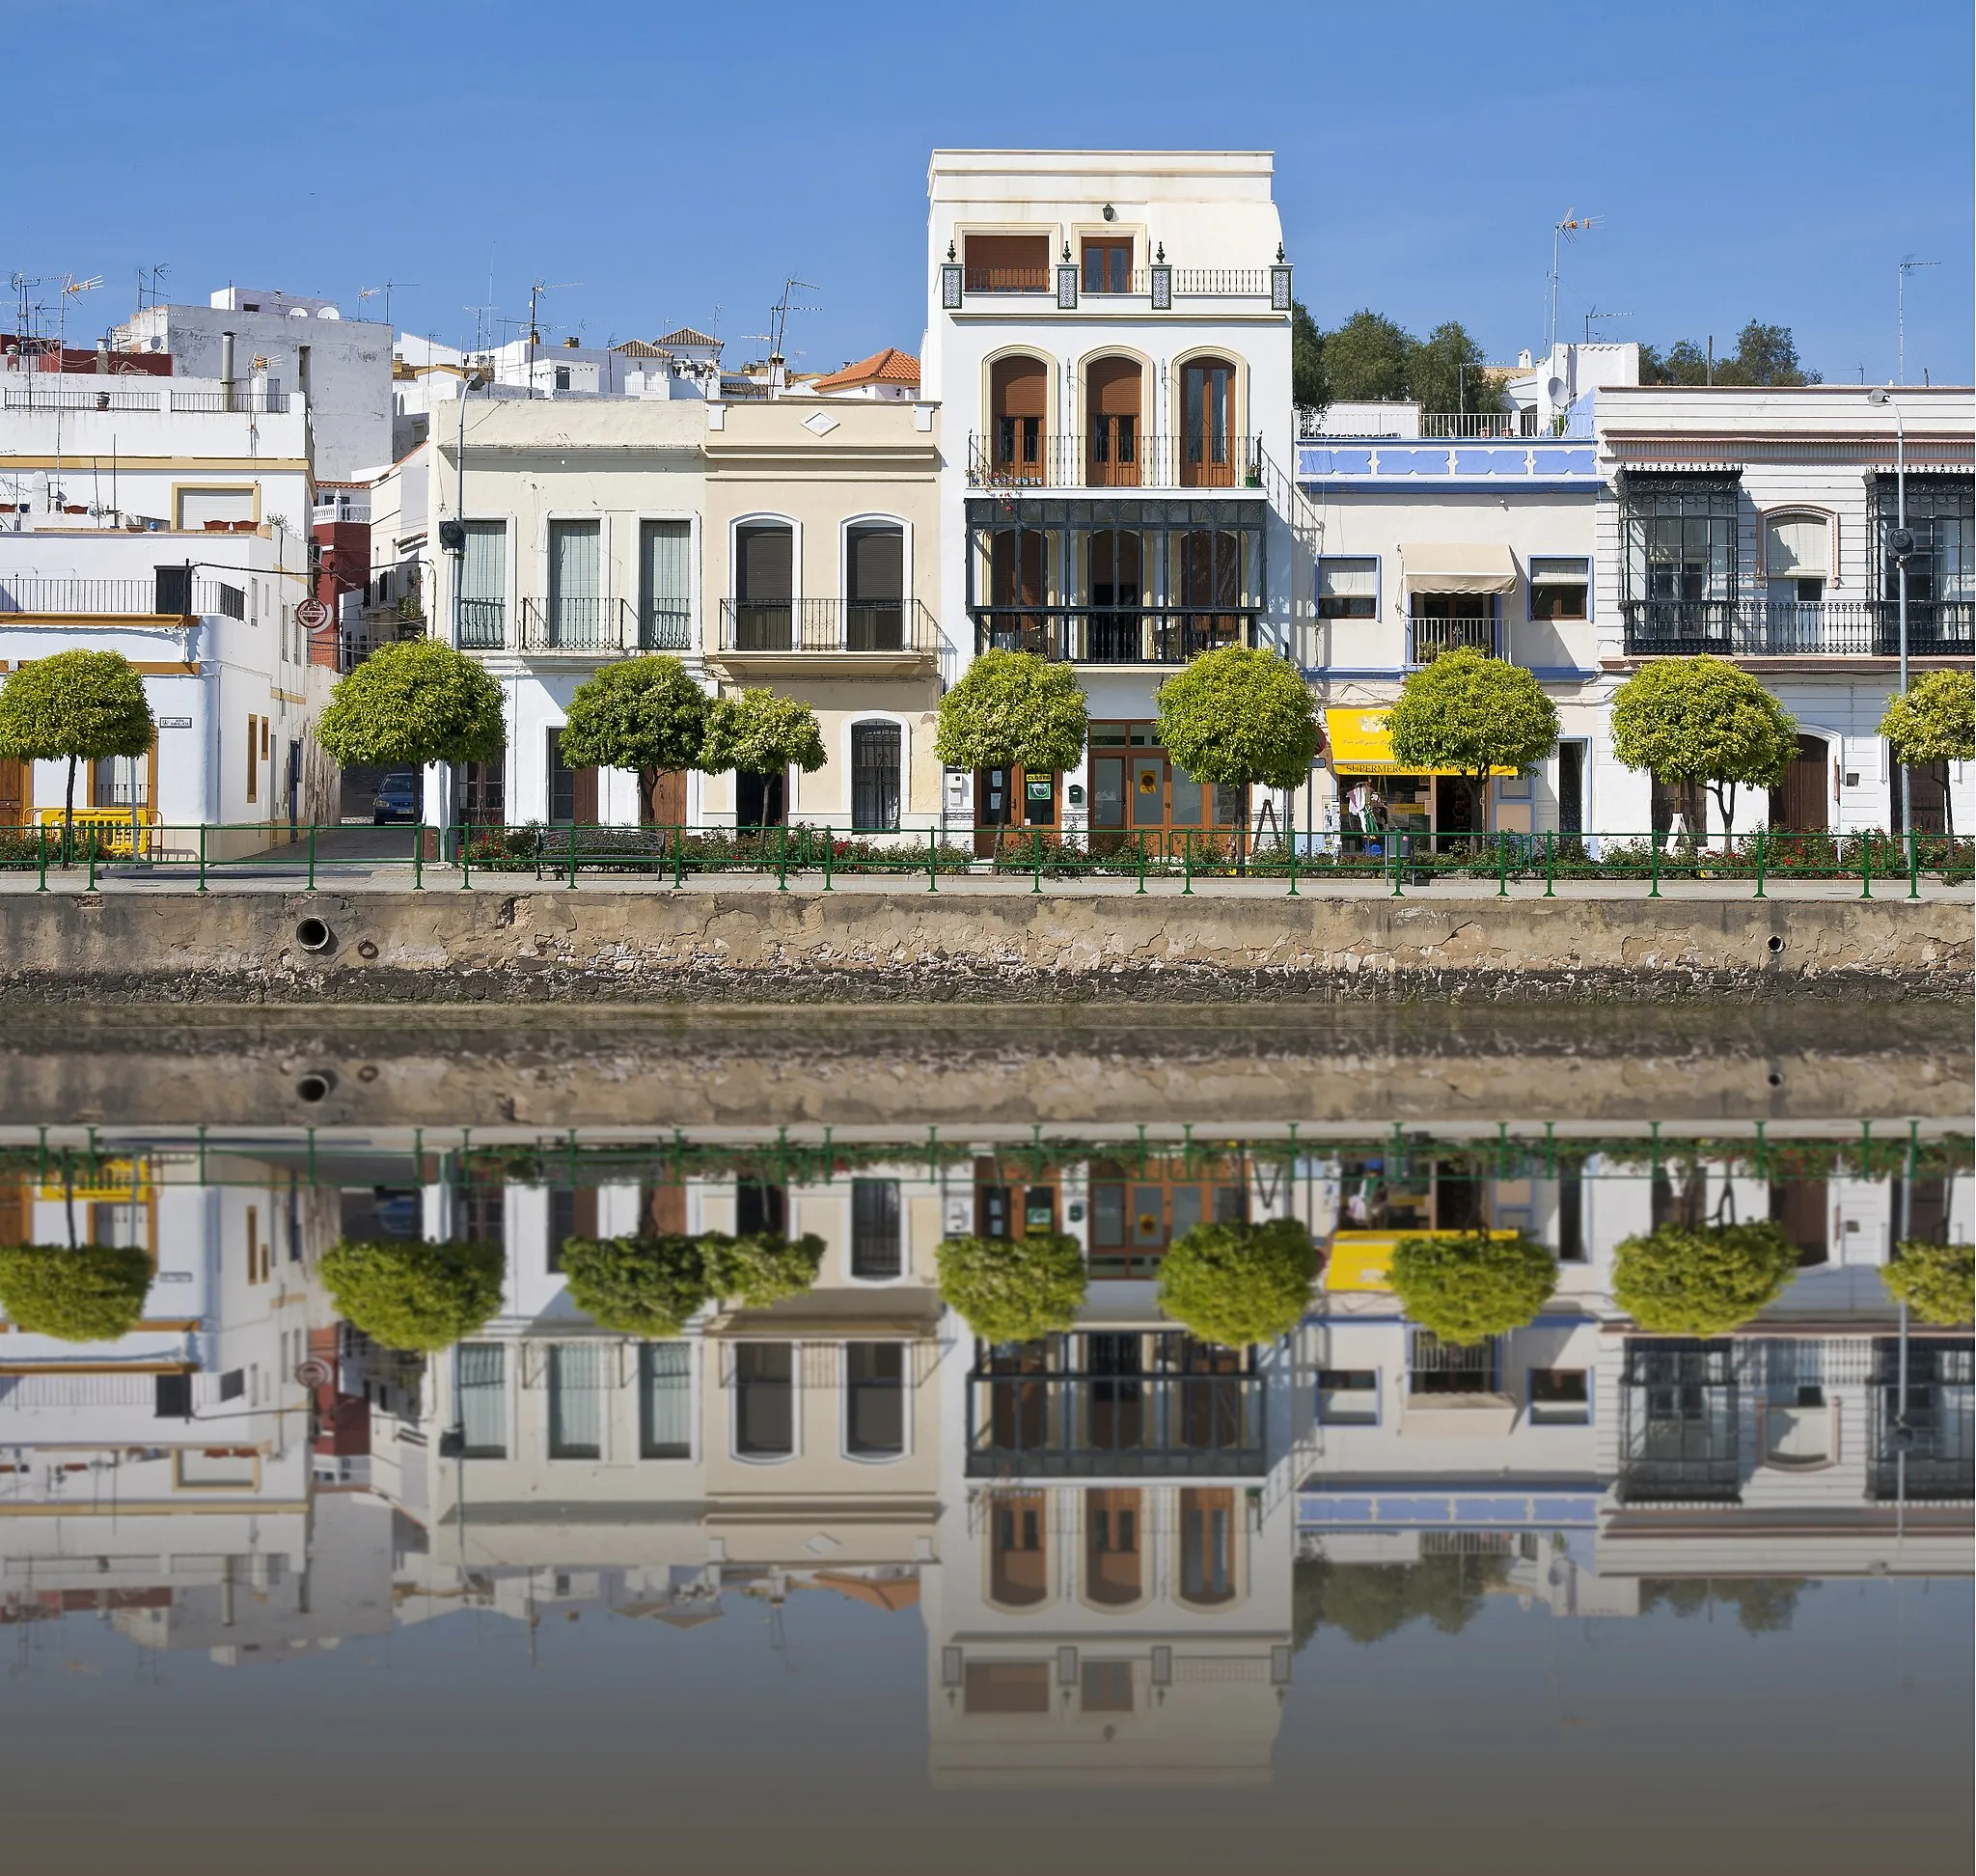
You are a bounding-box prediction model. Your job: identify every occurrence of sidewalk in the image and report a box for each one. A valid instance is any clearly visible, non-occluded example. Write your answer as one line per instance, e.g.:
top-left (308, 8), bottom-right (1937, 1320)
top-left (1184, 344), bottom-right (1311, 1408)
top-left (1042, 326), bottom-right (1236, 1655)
top-left (1, 864), bottom-right (1964, 901)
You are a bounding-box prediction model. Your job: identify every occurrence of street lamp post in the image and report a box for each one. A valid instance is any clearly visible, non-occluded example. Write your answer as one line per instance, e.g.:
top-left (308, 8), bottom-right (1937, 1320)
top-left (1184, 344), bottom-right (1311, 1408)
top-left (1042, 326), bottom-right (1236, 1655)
top-left (1867, 387), bottom-right (1912, 839)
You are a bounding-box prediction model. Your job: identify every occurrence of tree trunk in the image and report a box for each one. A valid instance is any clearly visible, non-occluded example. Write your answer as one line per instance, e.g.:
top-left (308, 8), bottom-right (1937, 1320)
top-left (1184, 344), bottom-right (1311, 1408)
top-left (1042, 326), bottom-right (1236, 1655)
top-left (63, 753), bottom-right (77, 865)
top-left (639, 766), bottom-right (657, 827)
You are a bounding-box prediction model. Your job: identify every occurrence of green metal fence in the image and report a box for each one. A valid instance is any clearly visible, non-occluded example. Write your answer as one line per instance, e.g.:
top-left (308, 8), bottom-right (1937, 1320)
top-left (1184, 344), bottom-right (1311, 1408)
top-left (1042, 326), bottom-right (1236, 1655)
top-left (0, 820), bottom-right (1968, 898)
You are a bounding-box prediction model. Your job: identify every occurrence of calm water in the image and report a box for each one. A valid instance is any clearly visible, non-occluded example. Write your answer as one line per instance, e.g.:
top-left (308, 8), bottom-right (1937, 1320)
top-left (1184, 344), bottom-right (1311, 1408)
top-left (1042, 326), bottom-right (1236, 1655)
top-left (1, 1096), bottom-right (1969, 1875)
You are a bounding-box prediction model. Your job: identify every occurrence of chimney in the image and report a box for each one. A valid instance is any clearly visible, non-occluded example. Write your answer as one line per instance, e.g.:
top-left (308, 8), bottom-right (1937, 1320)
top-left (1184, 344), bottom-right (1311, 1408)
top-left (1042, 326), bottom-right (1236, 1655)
top-left (96, 341), bottom-right (110, 375)
top-left (219, 328), bottom-right (236, 410)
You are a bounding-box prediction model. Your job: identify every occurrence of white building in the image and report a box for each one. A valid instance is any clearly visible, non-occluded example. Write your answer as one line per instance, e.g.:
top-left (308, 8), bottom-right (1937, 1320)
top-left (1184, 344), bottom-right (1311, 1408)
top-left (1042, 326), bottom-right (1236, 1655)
top-left (113, 288), bottom-right (392, 482)
top-left (922, 150), bottom-right (1304, 849)
top-left (1588, 383), bottom-right (1975, 840)
top-left (0, 359), bottom-right (336, 839)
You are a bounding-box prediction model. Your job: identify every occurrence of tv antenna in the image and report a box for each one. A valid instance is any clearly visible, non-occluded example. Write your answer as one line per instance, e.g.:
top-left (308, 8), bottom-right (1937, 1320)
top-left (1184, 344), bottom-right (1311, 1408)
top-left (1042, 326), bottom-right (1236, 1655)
top-left (359, 280), bottom-right (418, 328)
top-left (1897, 257), bottom-right (1938, 385)
top-left (1582, 306), bottom-right (1631, 342)
top-left (134, 263), bottom-right (170, 316)
top-left (766, 276), bottom-right (821, 363)
top-left (1548, 209), bottom-right (1600, 353)
top-left (525, 279), bottom-right (582, 398)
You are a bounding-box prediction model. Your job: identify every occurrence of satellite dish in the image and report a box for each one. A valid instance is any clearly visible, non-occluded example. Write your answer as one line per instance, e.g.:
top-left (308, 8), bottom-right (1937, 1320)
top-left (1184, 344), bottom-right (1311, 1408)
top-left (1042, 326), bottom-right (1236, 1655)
top-left (1546, 376), bottom-right (1567, 405)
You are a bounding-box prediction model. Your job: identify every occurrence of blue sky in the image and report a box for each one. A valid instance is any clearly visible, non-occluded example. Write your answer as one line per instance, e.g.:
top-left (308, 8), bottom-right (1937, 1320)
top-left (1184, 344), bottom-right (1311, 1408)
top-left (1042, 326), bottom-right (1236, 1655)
top-left (10, 0), bottom-right (1972, 385)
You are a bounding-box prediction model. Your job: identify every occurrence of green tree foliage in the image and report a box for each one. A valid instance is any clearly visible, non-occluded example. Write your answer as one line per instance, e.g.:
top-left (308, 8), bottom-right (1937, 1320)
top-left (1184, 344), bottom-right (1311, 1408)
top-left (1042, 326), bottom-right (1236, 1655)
top-left (1320, 310), bottom-right (1412, 402)
top-left (1157, 1218), bottom-right (1317, 1349)
top-left (1388, 1231), bottom-right (1557, 1346)
top-left (562, 1233), bottom-right (710, 1336)
top-left (0, 649), bottom-right (155, 838)
top-left (1639, 1577), bottom-right (1807, 1635)
top-left (1293, 1554), bottom-right (1509, 1648)
top-left (934, 648), bottom-right (1088, 776)
top-left (0, 1243), bottom-right (153, 1342)
top-left (558, 656), bottom-right (710, 823)
top-left (318, 1238), bottom-right (506, 1352)
top-left (1881, 1241), bottom-right (1975, 1326)
top-left (1386, 648), bottom-right (1559, 814)
top-left (1155, 645), bottom-right (1321, 794)
top-left (1609, 656), bottom-right (1797, 829)
top-left (1406, 320), bottom-right (1498, 417)
top-left (1612, 1221), bottom-right (1798, 1335)
top-left (1639, 322), bottom-right (1820, 387)
top-left (703, 1230), bottom-right (827, 1309)
top-left (700, 689), bottom-right (827, 783)
top-left (314, 639), bottom-right (506, 771)
top-left (936, 1232), bottom-right (1086, 1344)
top-left (1291, 299), bottom-right (1329, 410)
top-left (1880, 670), bottom-right (1974, 841)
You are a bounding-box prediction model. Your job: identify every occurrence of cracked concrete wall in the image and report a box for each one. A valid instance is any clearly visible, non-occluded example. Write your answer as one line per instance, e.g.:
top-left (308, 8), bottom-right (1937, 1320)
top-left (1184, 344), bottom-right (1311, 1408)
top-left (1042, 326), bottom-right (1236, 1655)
top-left (0, 891), bottom-right (1966, 1004)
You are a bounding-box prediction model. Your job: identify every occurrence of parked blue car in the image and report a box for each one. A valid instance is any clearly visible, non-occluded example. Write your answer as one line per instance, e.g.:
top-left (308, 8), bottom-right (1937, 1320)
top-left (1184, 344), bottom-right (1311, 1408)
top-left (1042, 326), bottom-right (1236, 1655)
top-left (371, 773), bottom-right (419, 824)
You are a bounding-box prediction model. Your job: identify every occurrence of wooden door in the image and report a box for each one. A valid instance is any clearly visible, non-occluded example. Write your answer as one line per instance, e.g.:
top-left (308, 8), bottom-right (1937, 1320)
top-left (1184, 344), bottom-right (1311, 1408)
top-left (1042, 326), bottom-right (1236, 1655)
top-left (1086, 357), bottom-right (1141, 487)
top-left (1180, 359), bottom-right (1235, 486)
top-left (1770, 1180), bottom-right (1829, 1266)
top-left (1084, 1488), bottom-right (1142, 1606)
top-left (0, 757), bottom-right (26, 829)
top-left (990, 355), bottom-right (1048, 477)
top-left (645, 767), bottom-right (686, 827)
top-left (1770, 735), bottom-right (1829, 833)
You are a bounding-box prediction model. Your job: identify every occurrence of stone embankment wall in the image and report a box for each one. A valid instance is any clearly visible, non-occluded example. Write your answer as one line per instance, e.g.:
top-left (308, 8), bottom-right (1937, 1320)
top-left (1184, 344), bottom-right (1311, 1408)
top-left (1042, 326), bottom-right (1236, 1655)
top-left (0, 890), bottom-right (1966, 1004)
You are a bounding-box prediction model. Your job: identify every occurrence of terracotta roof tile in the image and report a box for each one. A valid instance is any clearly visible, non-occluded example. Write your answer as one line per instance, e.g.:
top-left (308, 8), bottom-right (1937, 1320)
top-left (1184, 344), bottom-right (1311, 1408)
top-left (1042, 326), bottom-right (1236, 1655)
top-left (655, 326), bottom-right (721, 350)
top-left (809, 346), bottom-right (920, 392)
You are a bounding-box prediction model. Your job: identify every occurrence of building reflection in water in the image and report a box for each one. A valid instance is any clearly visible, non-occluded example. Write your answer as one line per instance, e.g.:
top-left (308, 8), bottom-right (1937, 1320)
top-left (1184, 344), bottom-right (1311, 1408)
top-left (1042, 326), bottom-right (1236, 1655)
top-left (0, 1125), bottom-right (1966, 1788)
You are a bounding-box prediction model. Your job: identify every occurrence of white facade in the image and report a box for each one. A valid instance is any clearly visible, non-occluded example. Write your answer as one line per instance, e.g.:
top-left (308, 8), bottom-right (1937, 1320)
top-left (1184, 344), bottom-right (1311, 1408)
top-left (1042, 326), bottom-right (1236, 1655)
top-left (923, 150), bottom-right (1303, 843)
top-left (113, 290), bottom-right (392, 482)
top-left (0, 369), bottom-right (335, 835)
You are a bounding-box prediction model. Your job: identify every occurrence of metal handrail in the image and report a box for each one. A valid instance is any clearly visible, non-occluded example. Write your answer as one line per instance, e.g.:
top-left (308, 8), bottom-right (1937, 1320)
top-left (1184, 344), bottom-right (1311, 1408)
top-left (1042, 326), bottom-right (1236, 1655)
top-left (1418, 411), bottom-right (1539, 439)
top-left (3, 385), bottom-right (162, 412)
top-left (1407, 615), bottom-right (1498, 664)
top-left (0, 576), bottom-right (230, 616)
top-left (167, 390), bottom-right (292, 414)
top-left (517, 595), bottom-right (636, 653)
top-left (1620, 597), bottom-right (1976, 657)
top-left (966, 432), bottom-right (1265, 490)
top-left (974, 606), bottom-right (1255, 664)
top-left (455, 596), bottom-right (507, 648)
top-left (717, 596), bottom-right (941, 654)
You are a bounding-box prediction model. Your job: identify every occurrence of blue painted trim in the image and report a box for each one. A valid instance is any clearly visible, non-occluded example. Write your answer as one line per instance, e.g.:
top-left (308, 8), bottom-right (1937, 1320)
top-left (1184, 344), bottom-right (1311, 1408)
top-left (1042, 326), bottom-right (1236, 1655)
top-left (1299, 480), bottom-right (1603, 495)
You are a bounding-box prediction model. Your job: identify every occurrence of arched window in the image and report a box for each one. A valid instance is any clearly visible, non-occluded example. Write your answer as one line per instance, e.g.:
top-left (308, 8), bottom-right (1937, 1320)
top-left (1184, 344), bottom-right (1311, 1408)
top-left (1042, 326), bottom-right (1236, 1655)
top-left (990, 355), bottom-right (1049, 480)
top-left (1179, 357), bottom-right (1238, 486)
top-left (990, 1491), bottom-right (1050, 1608)
top-left (1177, 1487), bottom-right (1237, 1605)
top-left (1765, 512), bottom-right (1828, 605)
top-left (1084, 1489), bottom-right (1142, 1607)
top-left (851, 720), bottom-right (901, 833)
top-left (1084, 356), bottom-right (1141, 487)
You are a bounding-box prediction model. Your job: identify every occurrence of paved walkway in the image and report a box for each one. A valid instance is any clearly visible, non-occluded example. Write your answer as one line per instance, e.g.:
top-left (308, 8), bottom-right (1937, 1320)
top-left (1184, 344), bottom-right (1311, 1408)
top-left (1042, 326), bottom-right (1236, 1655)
top-left (2, 863), bottom-right (1964, 901)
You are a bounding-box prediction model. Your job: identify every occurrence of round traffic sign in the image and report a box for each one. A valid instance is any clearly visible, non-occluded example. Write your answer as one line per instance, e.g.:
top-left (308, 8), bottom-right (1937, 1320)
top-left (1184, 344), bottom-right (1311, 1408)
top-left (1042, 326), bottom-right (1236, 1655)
top-left (296, 597), bottom-right (332, 630)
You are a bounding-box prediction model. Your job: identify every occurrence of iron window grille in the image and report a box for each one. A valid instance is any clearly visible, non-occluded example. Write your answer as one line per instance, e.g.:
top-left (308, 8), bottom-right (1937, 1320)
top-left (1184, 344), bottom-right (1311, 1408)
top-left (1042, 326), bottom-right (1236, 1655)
top-left (1618, 1338), bottom-right (1741, 1504)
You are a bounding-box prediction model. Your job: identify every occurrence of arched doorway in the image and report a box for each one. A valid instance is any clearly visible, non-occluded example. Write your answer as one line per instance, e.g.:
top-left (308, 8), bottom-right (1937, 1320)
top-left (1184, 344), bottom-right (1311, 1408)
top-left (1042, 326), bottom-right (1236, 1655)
top-left (1179, 356), bottom-right (1237, 486)
top-left (990, 355), bottom-right (1048, 482)
top-left (1084, 356), bottom-right (1141, 487)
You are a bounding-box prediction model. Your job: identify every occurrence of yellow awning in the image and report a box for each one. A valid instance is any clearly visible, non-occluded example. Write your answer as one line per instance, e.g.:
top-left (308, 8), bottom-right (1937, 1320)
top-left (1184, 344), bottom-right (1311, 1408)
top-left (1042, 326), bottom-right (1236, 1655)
top-left (1324, 1228), bottom-right (1523, 1292)
top-left (1399, 541), bottom-right (1519, 594)
top-left (1323, 708), bottom-right (1519, 778)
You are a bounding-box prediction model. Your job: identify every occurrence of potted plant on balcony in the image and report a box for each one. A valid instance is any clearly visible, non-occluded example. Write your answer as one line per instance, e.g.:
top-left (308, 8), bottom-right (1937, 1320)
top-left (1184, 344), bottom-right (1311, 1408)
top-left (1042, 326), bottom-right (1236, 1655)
top-left (1610, 656), bottom-right (1797, 856)
top-left (1154, 645), bottom-right (1319, 870)
top-left (1386, 648), bottom-right (1558, 854)
top-left (936, 1231), bottom-right (1086, 1343)
top-left (1387, 1230), bottom-right (1556, 1345)
top-left (1611, 1220), bottom-right (1798, 1335)
top-left (0, 648), bottom-right (155, 858)
top-left (1156, 1218), bottom-right (1318, 1349)
top-left (318, 1236), bottom-right (506, 1352)
top-left (559, 655), bottom-right (711, 829)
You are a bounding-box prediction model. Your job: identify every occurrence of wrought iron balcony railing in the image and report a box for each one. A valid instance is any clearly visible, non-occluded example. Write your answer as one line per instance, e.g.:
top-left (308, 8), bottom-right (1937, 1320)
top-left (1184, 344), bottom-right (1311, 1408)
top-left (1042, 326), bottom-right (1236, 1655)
top-left (966, 1335), bottom-right (1265, 1478)
top-left (974, 606), bottom-right (1255, 664)
top-left (456, 596), bottom-right (507, 649)
top-left (0, 574), bottom-right (238, 617)
top-left (167, 390), bottom-right (292, 414)
top-left (516, 595), bottom-right (649, 654)
top-left (717, 596), bottom-right (940, 654)
top-left (3, 384), bottom-right (163, 412)
top-left (958, 266), bottom-right (1275, 298)
top-left (966, 433), bottom-right (1265, 491)
top-left (1407, 614), bottom-right (1498, 665)
top-left (1621, 598), bottom-right (1975, 658)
